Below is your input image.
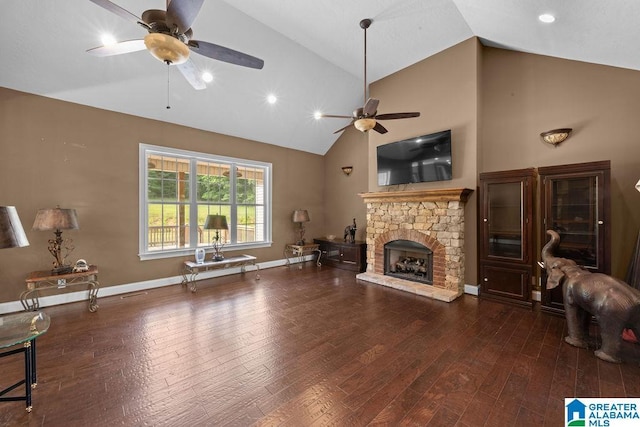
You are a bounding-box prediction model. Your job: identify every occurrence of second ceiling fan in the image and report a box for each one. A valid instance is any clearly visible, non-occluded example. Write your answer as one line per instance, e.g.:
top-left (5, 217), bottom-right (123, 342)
top-left (320, 19), bottom-right (420, 134)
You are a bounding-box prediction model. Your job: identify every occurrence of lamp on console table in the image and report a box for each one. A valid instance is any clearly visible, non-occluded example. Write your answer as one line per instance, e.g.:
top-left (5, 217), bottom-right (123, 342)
top-left (292, 209), bottom-right (310, 245)
top-left (204, 214), bottom-right (228, 261)
top-left (32, 206), bottom-right (79, 274)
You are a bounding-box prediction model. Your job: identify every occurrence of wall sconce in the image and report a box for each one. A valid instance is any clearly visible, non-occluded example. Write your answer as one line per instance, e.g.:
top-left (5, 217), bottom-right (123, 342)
top-left (540, 128), bottom-right (572, 146)
top-left (341, 166), bottom-right (353, 176)
top-left (635, 179), bottom-right (640, 193)
top-left (32, 206), bottom-right (79, 274)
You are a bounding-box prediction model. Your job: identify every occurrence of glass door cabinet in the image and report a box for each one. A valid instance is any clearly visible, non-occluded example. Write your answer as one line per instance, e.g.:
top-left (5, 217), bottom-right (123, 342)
top-left (539, 160), bottom-right (611, 314)
top-left (479, 168), bottom-right (536, 306)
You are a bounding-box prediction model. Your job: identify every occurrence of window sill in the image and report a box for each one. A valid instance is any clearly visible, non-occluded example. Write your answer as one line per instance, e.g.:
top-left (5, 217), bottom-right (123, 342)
top-left (139, 242), bottom-right (273, 261)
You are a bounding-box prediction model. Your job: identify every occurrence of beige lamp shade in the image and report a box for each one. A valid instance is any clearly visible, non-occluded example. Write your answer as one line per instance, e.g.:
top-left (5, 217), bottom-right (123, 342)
top-left (292, 210), bottom-right (310, 223)
top-left (32, 207), bottom-right (79, 231)
top-left (204, 214), bottom-right (228, 230)
top-left (0, 206), bottom-right (29, 249)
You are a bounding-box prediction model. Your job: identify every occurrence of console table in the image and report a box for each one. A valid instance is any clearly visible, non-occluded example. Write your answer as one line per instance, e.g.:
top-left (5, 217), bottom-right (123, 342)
top-left (313, 238), bottom-right (367, 273)
top-left (284, 243), bottom-right (322, 269)
top-left (182, 255), bottom-right (260, 292)
top-left (0, 311), bottom-right (50, 412)
top-left (22, 266), bottom-right (99, 312)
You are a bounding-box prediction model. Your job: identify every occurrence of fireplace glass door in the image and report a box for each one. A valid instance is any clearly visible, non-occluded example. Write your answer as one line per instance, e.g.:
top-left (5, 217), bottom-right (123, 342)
top-left (384, 240), bottom-right (433, 285)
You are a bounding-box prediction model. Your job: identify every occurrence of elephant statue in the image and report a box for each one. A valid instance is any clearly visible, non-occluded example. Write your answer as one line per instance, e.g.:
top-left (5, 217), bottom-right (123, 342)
top-left (541, 229), bottom-right (640, 363)
top-left (344, 218), bottom-right (357, 243)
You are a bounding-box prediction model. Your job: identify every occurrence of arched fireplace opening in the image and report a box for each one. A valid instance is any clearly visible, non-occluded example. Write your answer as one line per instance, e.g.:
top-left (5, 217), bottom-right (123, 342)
top-left (384, 239), bottom-right (433, 285)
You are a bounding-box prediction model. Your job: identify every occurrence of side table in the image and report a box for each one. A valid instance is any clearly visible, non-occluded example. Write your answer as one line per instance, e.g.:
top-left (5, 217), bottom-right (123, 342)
top-left (22, 266), bottom-right (99, 312)
top-left (284, 243), bottom-right (322, 269)
top-left (0, 311), bottom-right (50, 412)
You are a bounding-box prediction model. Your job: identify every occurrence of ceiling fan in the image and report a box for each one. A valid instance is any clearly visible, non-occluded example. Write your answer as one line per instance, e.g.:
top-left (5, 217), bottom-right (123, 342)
top-left (319, 19), bottom-right (420, 134)
top-left (86, 0), bottom-right (264, 90)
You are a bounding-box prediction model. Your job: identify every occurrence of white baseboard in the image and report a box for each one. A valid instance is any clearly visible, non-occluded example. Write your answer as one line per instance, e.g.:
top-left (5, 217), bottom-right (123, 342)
top-left (464, 284), bottom-right (479, 296)
top-left (0, 256), bottom-right (308, 315)
top-left (1, 256), bottom-right (486, 315)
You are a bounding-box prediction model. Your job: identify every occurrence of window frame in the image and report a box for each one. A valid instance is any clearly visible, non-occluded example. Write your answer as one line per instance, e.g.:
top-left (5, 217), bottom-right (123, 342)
top-left (139, 143), bottom-right (272, 260)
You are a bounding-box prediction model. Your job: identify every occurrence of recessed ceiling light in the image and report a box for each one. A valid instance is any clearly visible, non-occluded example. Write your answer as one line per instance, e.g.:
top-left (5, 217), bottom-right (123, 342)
top-left (100, 33), bottom-right (117, 46)
top-left (538, 14), bottom-right (555, 23)
top-left (267, 94), bottom-right (277, 104)
top-left (201, 72), bottom-right (213, 83)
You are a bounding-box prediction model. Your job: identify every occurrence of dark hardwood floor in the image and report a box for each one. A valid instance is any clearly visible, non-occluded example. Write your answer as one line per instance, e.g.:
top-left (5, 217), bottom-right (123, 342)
top-left (1, 264), bottom-right (639, 426)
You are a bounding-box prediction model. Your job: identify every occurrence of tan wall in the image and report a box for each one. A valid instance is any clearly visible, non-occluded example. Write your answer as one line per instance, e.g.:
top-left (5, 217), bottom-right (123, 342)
top-left (0, 87), bottom-right (324, 303)
top-left (365, 38), bottom-right (481, 285)
top-left (481, 47), bottom-right (640, 278)
top-left (323, 128), bottom-right (369, 241)
top-left (4, 39), bottom-right (640, 305)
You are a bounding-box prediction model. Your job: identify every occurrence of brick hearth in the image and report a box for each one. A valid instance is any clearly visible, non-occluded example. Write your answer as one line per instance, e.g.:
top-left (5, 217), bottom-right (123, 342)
top-left (357, 188), bottom-right (472, 302)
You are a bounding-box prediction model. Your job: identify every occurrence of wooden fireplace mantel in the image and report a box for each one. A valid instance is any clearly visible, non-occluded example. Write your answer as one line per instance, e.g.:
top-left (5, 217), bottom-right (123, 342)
top-left (359, 188), bottom-right (473, 204)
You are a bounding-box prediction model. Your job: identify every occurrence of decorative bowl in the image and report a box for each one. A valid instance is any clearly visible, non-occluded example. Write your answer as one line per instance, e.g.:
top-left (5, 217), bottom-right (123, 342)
top-left (326, 234), bottom-right (336, 240)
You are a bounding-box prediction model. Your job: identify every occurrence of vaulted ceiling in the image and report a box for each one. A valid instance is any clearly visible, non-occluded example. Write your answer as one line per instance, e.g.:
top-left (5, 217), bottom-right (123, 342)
top-left (2, 1), bottom-right (639, 155)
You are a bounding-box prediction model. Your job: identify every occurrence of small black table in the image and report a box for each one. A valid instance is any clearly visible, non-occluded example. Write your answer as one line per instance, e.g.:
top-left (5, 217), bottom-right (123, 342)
top-left (0, 311), bottom-right (50, 412)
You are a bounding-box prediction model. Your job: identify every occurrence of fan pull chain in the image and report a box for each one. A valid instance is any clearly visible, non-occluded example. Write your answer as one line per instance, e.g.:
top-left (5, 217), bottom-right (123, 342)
top-left (166, 61), bottom-right (171, 110)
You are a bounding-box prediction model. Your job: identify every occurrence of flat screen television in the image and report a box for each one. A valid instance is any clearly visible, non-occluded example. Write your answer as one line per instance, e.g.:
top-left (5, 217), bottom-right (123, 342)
top-left (377, 129), bottom-right (452, 186)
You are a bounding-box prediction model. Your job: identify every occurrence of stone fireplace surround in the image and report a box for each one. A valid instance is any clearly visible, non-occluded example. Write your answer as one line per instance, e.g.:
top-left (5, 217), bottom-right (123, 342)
top-left (357, 188), bottom-right (472, 302)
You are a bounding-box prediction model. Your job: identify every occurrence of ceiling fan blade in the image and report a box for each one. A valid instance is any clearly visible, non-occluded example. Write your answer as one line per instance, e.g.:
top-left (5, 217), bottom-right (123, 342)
top-left (375, 112), bottom-right (421, 120)
top-left (373, 122), bottom-right (388, 134)
top-left (333, 122), bottom-right (355, 134)
top-left (86, 39), bottom-right (146, 57)
top-left (176, 59), bottom-right (206, 90)
top-left (188, 40), bottom-right (264, 69)
top-left (320, 114), bottom-right (353, 119)
top-left (363, 98), bottom-right (379, 116)
top-left (166, 0), bottom-right (204, 34)
top-left (88, 0), bottom-right (149, 29)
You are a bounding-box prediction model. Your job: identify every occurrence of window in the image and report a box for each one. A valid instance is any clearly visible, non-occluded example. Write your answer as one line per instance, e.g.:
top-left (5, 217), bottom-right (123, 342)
top-left (139, 144), bottom-right (272, 260)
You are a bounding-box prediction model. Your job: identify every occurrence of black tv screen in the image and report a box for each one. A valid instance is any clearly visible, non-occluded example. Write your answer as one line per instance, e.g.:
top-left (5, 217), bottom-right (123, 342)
top-left (377, 129), bottom-right (452, 186)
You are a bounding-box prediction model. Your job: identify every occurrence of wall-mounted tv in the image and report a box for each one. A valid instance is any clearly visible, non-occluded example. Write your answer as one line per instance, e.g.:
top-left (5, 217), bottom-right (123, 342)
top-left (377, 129), bottom-right (452, 186)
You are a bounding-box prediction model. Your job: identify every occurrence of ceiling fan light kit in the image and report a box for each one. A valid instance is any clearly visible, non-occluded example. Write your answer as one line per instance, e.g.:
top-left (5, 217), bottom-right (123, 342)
top-left (354, 118), bottom-right (376, 132)
top-left (144, 33), bottom-right (190, 64)
top-left (320, 18), bottom-right (420, 135)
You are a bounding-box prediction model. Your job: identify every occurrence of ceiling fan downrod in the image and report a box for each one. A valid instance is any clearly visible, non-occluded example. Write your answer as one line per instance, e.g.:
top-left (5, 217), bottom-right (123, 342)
top-left (360, 19), bottom-right (372, 106)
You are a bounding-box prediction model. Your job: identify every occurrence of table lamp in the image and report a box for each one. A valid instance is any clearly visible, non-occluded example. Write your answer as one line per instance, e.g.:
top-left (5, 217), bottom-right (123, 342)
top-left (32, 207), bottom-right (79, 274)
top-left (0, 206), bottom-right (29, 250)
top-left (204, 214), bottom-right (228, 261)
top-left (292, 209), bottom-right (310, 245)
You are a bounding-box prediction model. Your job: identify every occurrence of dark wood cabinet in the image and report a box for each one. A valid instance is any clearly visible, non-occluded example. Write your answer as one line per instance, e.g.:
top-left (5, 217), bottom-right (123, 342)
top-left (479, 168), bottom-right (536, 306)
top-left (539, 160), bottom-right (611, 315)
top-left (314, 238), bottom-right (367, 273)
